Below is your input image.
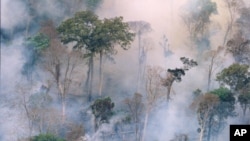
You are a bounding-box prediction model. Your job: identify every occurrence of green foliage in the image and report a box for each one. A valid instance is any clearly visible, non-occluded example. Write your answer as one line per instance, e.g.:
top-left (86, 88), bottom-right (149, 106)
top-left (91, 97), bottom-right (114, 122)
top-left (210, 87), bottom-right (234, 101)
top-left (57, 11), bottom-right (99, 50)
top-left (238, 91), bottom-right (250, 115)
top-left (57, 10), bottom-right (135, 54)
top-left (210, 87), bottom-right (236, 118)
top-left (238, 92), bottom-right (250, 106)
top-left (205, 87), bottom-right (236, 138)
top-left (27, 33), bottom-right (50, 52)
top-left (216, 63), bottom-right (250, 91)
top-left (32, 133), bottom-right (65, 141)
top-left (22, 33), bottom-right (50, 78)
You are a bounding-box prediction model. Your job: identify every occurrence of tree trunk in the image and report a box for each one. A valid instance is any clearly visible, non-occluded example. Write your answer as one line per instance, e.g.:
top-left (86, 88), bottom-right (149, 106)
top-left (141, 111), bottom-right (149, 141)
top-left (207, 116), bottom-right (213, 141)
top-left (223, 0), bottom-right (234, 46)
top-left (167, 82), bottom-right (173, 102)
top-left (243, 104), bottom-right (247, 117)
top-left (58, 83), bottom-right (66, 123)
top-left (90, 54), bottom-right (94, 101)
top-left (98, 51), bottom-right (104, 96)
top-left (87, 54), bottom-right (94, 102)
top-left (199, 127), bottom-right (205, 141)
top-left (62, 98), bottom-right (66, 123)
top-left (136, 32), bottom-right (142, 92)
top-left (207, 54), bottom-right (215, 92)
top-left (85, 58), bottom-right (91, 98)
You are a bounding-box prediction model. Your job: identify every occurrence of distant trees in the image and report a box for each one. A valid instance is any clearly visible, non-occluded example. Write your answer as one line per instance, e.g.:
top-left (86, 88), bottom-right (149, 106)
top-left (222, 0), bottom-right (244, 45)
top-left (182, 0), bottom-right (217, 52)
top-left (57, 11), bottom-right (134, 100)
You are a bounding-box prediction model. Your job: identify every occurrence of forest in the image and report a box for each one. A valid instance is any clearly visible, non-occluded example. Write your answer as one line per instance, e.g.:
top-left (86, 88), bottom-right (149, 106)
top-left (1, 0), bottom-right (250, 141)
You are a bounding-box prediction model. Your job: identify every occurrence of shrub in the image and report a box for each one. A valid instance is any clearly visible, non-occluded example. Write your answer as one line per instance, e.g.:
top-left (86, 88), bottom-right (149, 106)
top-left (32, 133), bottom-right (65, 141)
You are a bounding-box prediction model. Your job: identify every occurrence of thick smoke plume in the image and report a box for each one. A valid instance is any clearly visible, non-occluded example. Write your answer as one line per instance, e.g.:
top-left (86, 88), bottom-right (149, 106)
top-left (1, 0), bottom-right (250, 141)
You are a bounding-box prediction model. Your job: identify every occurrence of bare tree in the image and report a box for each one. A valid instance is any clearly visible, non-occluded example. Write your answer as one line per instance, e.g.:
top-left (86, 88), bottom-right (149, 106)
top-left (128, 21), bottom-right (152, 92)
top-left (15, 83), bottom-right (34, 137)
top-left (124, 93), bottom-right (144, 141)
top-left (40, 39), bottom-right (82, 122)
top-left (222, 0), bottom-right (244, 46)
top-left (204, 46), bottom-right (224, 91)
top-left (142, 66), bottom-right (165, 141)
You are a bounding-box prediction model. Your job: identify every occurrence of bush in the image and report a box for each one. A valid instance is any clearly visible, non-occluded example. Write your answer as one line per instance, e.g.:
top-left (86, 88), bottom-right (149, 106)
top-left (32, 133), bottom-right (65, 141)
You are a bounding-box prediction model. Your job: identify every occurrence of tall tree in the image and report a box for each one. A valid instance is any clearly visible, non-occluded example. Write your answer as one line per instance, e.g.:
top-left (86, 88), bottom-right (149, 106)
top-left (216, 63), bottom-right (250, 121)
top-left (57, 11), bottom-right (100, 101)
top-left (182, 0), bottom-right (217, 52)
top-left (191, 93), bottom-right (219, 141)
top-left (94, 17), bottom-right (134, 96)
top-left (57, 11), bottom-right (134, 100)
top-left (222, 0), bottom-right (244, 46)
top-left (128, 21), bottom-right (152, 92)
top-left (142, 66), bottom-right (165, 141)
top-left (41, 40), bottom-right (82, 122)
top-left (208, 87), bottom-right (236, 141)
top-left (204, 46), bottom-right (224, 91)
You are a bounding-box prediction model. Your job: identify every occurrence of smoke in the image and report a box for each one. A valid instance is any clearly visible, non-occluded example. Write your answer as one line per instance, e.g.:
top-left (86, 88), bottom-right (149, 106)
top-left (1, 0), bottom-right (29, 30)
top-left (1, 0), bottom-right (250, 141)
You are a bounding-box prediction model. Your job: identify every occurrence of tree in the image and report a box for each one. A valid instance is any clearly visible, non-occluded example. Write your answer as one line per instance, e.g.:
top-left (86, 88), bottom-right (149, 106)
top-left (191, 93), bottom-right (219, 141)
top-left (204, 46), bottom-right (224, 91)
top-left (238, 89), bottom-right (250, 116)
top-left (182, 0), bottom-right (217, 52)
top-left (94, 17), bottom-right (135, 96)
top-left (57, 11), bottom-right (134, 100)
top-left (208, 87), bottom-right (236, 141)
top-left (91, 97), bottom-right (114, 131)
top-left (57, 11), bottom-right (99, 101)
top-left (124, 93), bottom-right (144, 141)
top-left (226, 33), bottom-right (250, 64)
top-left (222, 0), bottom-right (244, 46)
top-left (142, 66), bottom-right (165, 141)
top-left (22, 33), bottom-right (50, 81)
top-left (161, 57), bottom-right (198, 102)
top-left (128, 21), bottom-right (152, 92)
top-left (40, 40), bottom-right (82, 122)
top-left (216, 63), bottom-right (250, 91)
